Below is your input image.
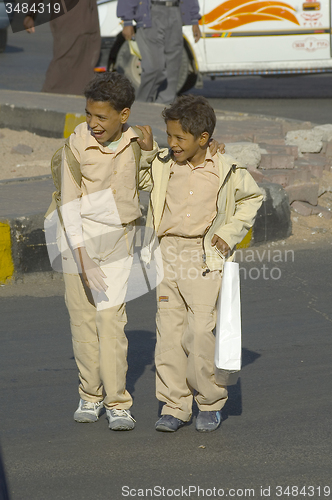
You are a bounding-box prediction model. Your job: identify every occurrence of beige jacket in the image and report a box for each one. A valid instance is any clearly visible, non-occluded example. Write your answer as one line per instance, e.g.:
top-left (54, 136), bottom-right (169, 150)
top-left (140, 149), bottom-right (264, 271)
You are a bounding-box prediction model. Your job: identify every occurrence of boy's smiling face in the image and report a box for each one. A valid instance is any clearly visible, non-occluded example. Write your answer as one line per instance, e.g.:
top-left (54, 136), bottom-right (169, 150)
top-left (166, 120), bottom-right (209, 167)
top-left (85, 99), bottom-right (130, 145)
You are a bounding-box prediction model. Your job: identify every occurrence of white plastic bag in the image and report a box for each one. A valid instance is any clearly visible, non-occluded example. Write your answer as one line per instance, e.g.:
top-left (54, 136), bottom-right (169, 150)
top-left (215, 261), bottom-right (241, 381)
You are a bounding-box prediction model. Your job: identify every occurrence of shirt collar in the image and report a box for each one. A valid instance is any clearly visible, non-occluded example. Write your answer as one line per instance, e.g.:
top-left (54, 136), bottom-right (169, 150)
top-left (84, 124), bottom-right (139, 155)
top-left (174, 147), bottom-right (216, 170)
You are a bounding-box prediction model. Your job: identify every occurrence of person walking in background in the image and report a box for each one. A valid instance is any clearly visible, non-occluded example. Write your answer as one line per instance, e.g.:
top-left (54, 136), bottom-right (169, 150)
top-left (117, 0), bottom-right (201, 104)
top-left (23, 0), bottom-right (101, 95)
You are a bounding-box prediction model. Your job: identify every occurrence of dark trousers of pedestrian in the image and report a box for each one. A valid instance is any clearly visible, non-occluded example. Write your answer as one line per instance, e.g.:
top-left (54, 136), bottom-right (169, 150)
top-left (136, 4), bottom-right (183, 104)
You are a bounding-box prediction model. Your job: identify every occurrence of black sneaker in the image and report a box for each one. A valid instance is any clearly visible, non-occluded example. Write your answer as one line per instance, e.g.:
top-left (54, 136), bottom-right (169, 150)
top-left (196, 411), bottom-right (221, 432)
top-left (155, 414), bottom-right (186, 432)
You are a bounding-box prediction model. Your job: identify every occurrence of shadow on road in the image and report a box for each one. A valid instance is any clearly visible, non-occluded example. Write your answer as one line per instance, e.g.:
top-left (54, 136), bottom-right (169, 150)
top-left (126, 329), bottom-right (155, 397)
top-left (0, 445), bottom-right (10, 500)
top-left (222, 347), bottom-right (261, 420)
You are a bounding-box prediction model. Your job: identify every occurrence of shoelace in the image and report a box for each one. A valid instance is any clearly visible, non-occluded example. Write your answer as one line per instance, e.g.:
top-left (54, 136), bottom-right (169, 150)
top-left (111, 409), bottom-right (136, 422)
top-left (82, 401), bottom-right (102, 410)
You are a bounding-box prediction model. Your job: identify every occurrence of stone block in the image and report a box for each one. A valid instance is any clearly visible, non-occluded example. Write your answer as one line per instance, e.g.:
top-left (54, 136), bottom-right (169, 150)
top-left (292, 201), bottom-right (332, 219)
top-left (325, 141), bottom-right (332, 159)
top-left (259, 166), bottom-right (310, 187)
top-left (259, 154), bottom-right (295, 170)
top-left (247, 168), bottom-right (267, 183)
top-left (259, 143), bottom-right (298, 158)
top-left (224, 142), bottom-right (261, 169)
top-left (318, 171), bottom-right (332, 196)
top-left (282, 121), bottom-right (312, 135)
top-left (296, 157), bottom-right (325, 179)
top-left (286, 130), bottom-right (323, 153)
top-left (315, 205), bottom-right (332, 219)
top-left (313, 124), bottom-right (332, 142)
top-left (291, 201), bottom-right (316, 216)
top-left (285, 129), bottom-right (323, 154)
top-left (285, 180), bottom-right (319, 205)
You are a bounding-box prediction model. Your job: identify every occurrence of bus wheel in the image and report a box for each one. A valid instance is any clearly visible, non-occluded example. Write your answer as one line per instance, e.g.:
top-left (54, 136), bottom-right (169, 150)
top-left (114, 41), bottom-right (141, 91)
top-left (177, 40), bottom-right (198, 94)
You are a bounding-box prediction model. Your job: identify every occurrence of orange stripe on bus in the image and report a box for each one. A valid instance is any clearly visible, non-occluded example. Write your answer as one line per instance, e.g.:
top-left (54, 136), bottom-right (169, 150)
top-left (200, 0), bottom-right (297, 25)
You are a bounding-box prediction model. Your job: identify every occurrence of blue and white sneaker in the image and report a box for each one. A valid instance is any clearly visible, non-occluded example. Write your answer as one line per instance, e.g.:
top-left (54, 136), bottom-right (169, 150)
top-left (155, 415), bottom-right (186, 432)
top-left (196, 411), bottom-right (221, 432)
top-left (74, 398), bottom-right (104, 423)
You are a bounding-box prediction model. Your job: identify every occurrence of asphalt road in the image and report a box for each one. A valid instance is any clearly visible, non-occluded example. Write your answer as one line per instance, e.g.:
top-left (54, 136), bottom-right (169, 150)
top-left (0, 243), bottom-right (331, 500)
top-left (1, 23), bottom-right (332, 124)
top-left (1, 15), bottom-right (332, 500)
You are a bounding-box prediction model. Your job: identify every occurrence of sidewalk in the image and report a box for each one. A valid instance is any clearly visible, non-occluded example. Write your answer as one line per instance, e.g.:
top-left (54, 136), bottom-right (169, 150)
top-left (1, 89), bottom-right (331, 282)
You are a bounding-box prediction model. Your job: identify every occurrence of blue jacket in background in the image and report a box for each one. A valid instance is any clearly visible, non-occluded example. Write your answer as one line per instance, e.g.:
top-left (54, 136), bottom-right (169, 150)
top-left (117, 0), bottom-right (201, 29)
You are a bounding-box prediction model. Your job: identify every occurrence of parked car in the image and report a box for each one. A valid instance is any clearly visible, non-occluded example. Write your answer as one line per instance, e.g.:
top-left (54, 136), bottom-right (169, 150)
top-left (0, 0), bottom-right (15, 53)
top-left (96, 0), bottom-right (332, 93)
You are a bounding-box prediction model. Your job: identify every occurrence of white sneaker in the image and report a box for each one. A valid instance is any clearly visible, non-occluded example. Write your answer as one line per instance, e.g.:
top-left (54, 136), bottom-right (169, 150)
top-left (106, 409), bottom-right (136, 431)
top-left (74, 398), bottom-right (104, 423)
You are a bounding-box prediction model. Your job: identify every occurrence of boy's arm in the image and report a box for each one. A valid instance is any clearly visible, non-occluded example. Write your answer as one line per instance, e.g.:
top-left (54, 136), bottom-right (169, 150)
top-left (61, 136), bottom-right (107, 292)
top-left (213, 169), bottom-right (264, 251)
top-left (135, 125), bottom-right (159, 192)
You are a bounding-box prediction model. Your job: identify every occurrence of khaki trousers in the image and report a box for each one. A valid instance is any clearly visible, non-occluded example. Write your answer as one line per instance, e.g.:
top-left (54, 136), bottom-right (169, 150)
top-left (156, 236), bottom-right (228, 421)
top-left (64, 221), bottom-right (134, 410)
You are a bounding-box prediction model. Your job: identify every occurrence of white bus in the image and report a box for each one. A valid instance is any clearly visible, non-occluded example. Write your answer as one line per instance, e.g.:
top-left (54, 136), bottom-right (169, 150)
top-left (96, 0), bottom-right (332, 92)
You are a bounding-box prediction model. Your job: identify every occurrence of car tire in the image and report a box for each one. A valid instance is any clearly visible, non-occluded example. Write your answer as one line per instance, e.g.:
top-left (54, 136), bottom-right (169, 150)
top-left (114, 38), bottom-right (197, 94)
top-left (0, 29), bottom-right (7, 53)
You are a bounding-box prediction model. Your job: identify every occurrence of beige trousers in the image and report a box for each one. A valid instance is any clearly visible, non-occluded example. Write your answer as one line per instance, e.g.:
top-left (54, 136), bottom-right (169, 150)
top-left (156, 236), bottom-right (228, 421)
top-left (64, 221), bottom-right (134, 410)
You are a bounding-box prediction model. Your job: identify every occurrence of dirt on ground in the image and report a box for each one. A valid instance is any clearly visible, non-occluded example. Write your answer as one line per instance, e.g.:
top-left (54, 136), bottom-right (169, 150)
top-left (0, 128), bottom-right (65, 180)
top-left (0, 127), bottom-right (331, 298)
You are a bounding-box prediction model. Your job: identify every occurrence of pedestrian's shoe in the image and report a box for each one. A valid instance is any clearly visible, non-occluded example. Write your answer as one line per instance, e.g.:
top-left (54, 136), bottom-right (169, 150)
top-left (106, 409), bottom-right (136, 431)
top-left (196, 410), bottom-right (222, 432)
top-left (74, 398), bottom-right (104, 423)
top-left (155, 414), bottom-right (186, 432)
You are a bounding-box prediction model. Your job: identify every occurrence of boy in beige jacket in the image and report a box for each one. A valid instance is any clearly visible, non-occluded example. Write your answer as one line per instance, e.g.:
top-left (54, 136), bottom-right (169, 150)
top-left (139, 95), bottom-right (263, 432)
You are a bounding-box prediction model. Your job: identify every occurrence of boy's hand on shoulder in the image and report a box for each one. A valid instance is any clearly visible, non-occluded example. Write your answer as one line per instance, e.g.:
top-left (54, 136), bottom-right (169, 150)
top-left (76, 247), bottom-right (108, 293)
top-left (211, 235), bottom-right (231, 257)
top-left (209, 139), bottom-right (225, 156)
top-left (135, 125), bottom-right (154, 151)
top-left (23, 15), bottom-right (35, 33)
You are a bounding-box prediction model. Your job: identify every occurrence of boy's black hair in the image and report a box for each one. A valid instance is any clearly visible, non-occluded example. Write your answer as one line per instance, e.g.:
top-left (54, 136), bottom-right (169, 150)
top-left (162, 94), bottom-right (216, 139)
top-left (84, 72), bottom-right (135, 112)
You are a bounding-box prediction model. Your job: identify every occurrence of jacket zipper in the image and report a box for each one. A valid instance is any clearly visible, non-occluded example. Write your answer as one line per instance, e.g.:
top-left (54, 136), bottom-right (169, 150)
top-left (202, 163), bottom-right (237, 275)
